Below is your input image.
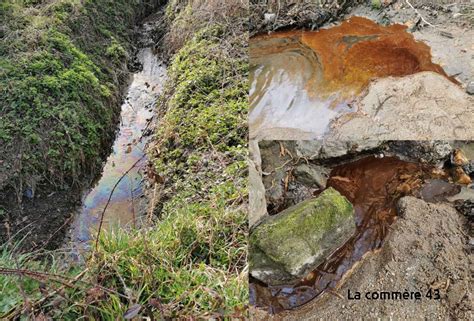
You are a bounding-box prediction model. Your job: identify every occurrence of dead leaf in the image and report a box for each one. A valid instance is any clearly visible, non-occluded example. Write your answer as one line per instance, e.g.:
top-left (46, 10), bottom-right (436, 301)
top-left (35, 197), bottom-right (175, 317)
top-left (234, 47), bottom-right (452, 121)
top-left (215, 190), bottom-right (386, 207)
top-left (331, 176), bottom-right (351, 183)
top-left (124, 304), bottom-right (142, 319)
top-left (86, 287), bottom-right (104, 303)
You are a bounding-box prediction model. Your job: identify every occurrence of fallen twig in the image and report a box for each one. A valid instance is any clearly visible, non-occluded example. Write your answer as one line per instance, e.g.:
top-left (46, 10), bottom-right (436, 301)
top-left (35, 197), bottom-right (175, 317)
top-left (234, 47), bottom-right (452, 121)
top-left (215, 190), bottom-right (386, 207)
top-left (95, 155), bottom-right (145, 252)
top-left (2, 268), bottom-right (89, 320)
top-left (147, 183), bottom-right (159, 224)
top-left (405, 0), bottom-right (436, 28)
top-left (0, 267), bottom-right (128, 299)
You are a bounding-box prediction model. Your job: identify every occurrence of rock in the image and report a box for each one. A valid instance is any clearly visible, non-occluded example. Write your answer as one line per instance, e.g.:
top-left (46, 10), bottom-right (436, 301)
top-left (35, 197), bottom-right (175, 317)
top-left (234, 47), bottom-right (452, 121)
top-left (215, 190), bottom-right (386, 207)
top-left (420, 179), bottom-right (461, 202)
top-left (462, 161), bottom-right (474, 176)
top-left (249, 140), bottom-right (268, 228)
top-left (250, 188), bottom-right (355, 285)
top-left (250, 140), bottom-right (262, 171)
top-left (388, 141), bottom-right (452, 164)
top-left (295, 141), bottom-right (323, 160)
top-left (331, 72), bottom-right (474, 140)
top-left (249, 163), bottom-right (267, 228)
top-left (466, 81), bottom-right (474, 95)
top-left (294, 140), bottom-right (382, 160)
top-left (321, 141), bottom-right (382, 159)
top-left (294, 164), bottom-right (329, 188)
top-left (454, 199), bottom-right (474, 221)
top-left (448, 187), bottom-right (474, 203)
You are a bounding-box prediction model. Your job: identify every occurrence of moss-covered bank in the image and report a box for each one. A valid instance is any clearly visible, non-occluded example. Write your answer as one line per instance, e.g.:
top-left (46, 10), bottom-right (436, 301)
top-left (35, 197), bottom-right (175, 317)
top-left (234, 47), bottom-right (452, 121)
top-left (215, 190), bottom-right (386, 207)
top-left (0, 0), bottom-right (164, 194)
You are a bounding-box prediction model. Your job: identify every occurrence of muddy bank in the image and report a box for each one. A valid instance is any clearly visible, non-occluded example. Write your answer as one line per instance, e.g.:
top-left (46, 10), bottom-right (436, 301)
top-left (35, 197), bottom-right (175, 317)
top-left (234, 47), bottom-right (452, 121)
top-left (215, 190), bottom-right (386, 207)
top-left (249, 140), bottom-right (473, 318)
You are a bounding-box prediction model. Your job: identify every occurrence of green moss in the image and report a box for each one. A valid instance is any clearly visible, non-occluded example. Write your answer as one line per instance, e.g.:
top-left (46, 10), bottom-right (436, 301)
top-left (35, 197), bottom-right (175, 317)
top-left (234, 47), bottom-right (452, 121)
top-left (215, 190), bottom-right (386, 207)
top-left (153, 26), bottom-right (247, 198)
top-left (147, 8), bottom-right (248, 317)
top-left (251, 188), bottom-right (355, 277)
top-left (371, 0), bottom-right (382, 10)
top-left (0, 0), bottom-right (164, 189)
top-left (106, 38), bottom-right (127, 62)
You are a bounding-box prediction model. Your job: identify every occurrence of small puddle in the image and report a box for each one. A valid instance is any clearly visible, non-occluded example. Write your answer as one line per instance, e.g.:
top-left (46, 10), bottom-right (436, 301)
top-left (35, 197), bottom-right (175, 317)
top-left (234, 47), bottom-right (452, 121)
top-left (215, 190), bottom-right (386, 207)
top-left (250, 156), bottom-right (443, 312)
top-left (69, 31), bottom-right (166, 254)
top-left (249, 16), bottom-right (454, 138)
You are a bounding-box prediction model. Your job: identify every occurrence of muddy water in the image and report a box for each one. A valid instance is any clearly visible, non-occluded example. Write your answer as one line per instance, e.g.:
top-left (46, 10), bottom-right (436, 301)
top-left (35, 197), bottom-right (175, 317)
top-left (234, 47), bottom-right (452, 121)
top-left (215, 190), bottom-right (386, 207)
top-left (249, 16), bottom-right (454, 139)
top-left (250, 156), bottom-right (436, 313)
top-left (69, 47), bottom-right (166, 252)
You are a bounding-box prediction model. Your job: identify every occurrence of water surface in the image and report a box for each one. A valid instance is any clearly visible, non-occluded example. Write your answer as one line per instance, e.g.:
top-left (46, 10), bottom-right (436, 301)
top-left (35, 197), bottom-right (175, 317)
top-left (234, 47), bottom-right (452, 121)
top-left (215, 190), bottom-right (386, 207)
top-left (249, 17), bottom-right (454, 139)
top-left (70, 47), bottom-right (166, 252)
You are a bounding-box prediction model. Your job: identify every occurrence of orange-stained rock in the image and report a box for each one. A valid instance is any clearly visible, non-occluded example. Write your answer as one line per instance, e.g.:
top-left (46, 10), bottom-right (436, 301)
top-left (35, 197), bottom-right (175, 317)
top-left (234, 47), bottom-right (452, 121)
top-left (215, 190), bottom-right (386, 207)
top-left (249, 17), bottom-right (459, 140)
top-left (251, 16), bottom-right (454, 103)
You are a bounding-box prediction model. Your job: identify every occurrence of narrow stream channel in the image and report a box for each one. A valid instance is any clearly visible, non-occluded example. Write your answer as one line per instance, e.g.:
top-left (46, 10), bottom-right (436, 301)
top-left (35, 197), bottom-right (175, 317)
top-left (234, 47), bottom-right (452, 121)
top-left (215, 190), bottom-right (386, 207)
top-left (68, 20), bottom-right (166, 255)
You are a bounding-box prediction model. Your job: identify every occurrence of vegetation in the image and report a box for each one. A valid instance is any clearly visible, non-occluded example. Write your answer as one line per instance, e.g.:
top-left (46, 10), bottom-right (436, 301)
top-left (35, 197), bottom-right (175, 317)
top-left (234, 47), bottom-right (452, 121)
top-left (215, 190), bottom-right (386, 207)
top-left (0, 0), bottom-right (163, 192)
top-left (146, 0), bottom-right (249, 315)
top-left (0, 0), bottom-right (248, 318)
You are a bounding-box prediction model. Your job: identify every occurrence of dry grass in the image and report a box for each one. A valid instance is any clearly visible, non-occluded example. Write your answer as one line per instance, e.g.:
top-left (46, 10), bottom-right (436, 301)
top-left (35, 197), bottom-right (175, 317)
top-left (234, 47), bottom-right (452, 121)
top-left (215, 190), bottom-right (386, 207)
top-left (162, 0), bottom-right (248, 57)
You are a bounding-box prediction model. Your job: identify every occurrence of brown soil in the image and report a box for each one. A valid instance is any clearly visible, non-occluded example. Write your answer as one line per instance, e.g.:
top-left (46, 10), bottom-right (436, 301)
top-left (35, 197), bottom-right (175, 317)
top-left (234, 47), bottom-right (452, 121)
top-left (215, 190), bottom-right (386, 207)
top-left (0, 185), bottom-right (81, 250)
top-left (251, 196), bottom-right (473, 320)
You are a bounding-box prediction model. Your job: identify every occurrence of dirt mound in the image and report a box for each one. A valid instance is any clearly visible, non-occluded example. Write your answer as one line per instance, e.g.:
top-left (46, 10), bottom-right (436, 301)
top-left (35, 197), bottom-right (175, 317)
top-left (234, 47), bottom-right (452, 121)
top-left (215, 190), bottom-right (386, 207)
top-left (251, 196), bottom-right (473, 320)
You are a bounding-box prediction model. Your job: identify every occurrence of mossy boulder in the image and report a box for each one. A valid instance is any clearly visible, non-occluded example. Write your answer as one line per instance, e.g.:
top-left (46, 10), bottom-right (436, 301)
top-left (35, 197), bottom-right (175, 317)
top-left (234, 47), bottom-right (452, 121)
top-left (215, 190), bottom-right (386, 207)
top-left (250, 187), bottom-right (355, 285)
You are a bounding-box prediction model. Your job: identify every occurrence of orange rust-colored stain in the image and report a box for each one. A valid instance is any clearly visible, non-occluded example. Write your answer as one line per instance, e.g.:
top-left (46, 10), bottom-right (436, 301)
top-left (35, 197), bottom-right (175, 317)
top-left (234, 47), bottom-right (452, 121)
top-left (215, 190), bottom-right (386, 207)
top-left (251, 16), bottom-right (455, 102)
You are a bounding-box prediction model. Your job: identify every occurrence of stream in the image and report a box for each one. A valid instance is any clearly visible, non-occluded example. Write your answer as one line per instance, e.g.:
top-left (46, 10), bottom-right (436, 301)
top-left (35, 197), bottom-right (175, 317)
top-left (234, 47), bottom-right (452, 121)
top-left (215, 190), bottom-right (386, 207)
top-left (68, 20), bottom-right (166, 255)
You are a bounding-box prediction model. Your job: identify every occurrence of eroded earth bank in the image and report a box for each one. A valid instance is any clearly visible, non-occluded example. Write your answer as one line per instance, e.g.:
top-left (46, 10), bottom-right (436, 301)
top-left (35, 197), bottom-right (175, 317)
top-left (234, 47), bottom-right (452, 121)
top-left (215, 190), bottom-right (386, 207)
top-left (249, 140), bottom-right (473, 319)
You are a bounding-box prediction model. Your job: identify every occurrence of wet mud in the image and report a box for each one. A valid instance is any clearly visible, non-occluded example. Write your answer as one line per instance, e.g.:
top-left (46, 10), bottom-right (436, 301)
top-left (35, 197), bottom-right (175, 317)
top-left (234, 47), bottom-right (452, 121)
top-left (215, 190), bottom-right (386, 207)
top-left (249, 16), bottom-right (455, 139)
top-left (250, 156), bottom-right (442, 313)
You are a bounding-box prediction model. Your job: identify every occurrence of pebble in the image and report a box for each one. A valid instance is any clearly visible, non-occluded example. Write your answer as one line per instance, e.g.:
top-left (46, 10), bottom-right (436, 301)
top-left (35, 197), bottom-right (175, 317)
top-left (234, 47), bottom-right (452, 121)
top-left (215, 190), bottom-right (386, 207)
top-left (264, 13), bottom-right (276, 23)
top-left (466, 81), bottom-right (474, 95)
